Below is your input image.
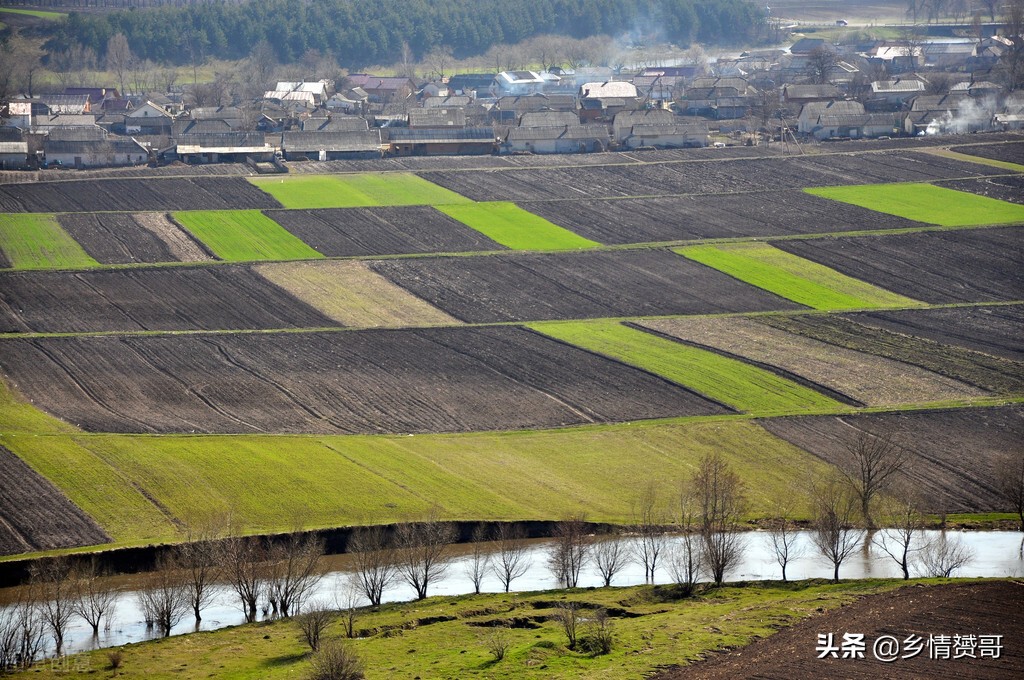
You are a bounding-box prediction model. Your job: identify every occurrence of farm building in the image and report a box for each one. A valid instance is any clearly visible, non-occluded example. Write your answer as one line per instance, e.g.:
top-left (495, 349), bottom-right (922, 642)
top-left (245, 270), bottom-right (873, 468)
top-left (387, 128), bottom-right (496, 156)
top-left (797, 100), bottom-right (864, 133)
top-left (869, 79), bottom-right (926, 106)
top-left (680, 77), bottom-right (755, 118)
top-left (519, 111), bottom-right (580, 128)
top-left (35, 94), bottom-right (91, 115)
top-left (126, 102), bottom-right (175, 135)
top-left (492, 94), bottom-right (578, 123)
top-left (621, 122), bottom-right (709, 149)
top-left (783, 83), bottom-right (843, 106)
top-left (346, 75), bottom-right (416, 103)
top-left (0, 127), bottom-right (28, 169)
top-left (504, 124), bottom-right (609, 154)
top-left (32, 113), bottom-right (97, 133)
top-left (301, 115), bottom-right (370, 132)
top-left (61, 87), bottom-right (120, 106)
top-left (408, 107), bottom-right (466, 129)
top-left (447, 74), bottom-right (495, 97)
top-left (811, 113), bottom-right (903, 140)
top-left (42, 126), bottom-right (148, 168)
top-left (493, 71), bottom-right (552, 96)
top-left (3, 102), bottom-right (32, 129)
top-left (281, 130), bottom-right (383, 160)
top-left (612, 109), bottom-right (676, 143)
top-left (176, 132), bottom-right (275, 164)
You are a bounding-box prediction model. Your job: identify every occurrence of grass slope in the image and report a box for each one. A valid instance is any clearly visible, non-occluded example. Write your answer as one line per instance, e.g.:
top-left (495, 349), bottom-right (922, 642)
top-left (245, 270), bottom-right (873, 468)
top-left (249, 173), bottom-right (471, 209)
top-left (8, 580), bottom-right (909, 679)
top-left (0, 7), bottom-right (66, 19)
top-left (0, 214), bottom-right (99, 269)
top-left (436, 202), bottom-right (601, 250)
top-left (174, 210), bottom-right (323, 261)
top-left (530, 321), bottom-right (842, 414)
top-left (805, 183), bottom-right (1024, 226)
top-left (677, 242), bottom-right (918, 310)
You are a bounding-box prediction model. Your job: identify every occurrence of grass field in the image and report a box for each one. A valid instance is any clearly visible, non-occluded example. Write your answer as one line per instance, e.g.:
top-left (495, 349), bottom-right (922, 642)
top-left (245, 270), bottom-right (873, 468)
top-left (530, 321), bottom-right (842, 414)
top-left (435, 202), bottom-right (600, 250)
top-left (677, 243), bottom-right (918, 310)
top-left (9, 580), bottom-right (905, 679)
top-left (249, 173), bottom-right (471, 209)
top-left (174, 210), bottom-right (324, 261)
top-left (0, 7), bottom-right (66, 19)
top-left (254, 261), bottom-right (459, 327)
top-left (920, 147), bottom-right (1024, 173)
top-left (805, 183), bottom-right (1024, 226)
top-left (0, 214), bottom-right (99, 270)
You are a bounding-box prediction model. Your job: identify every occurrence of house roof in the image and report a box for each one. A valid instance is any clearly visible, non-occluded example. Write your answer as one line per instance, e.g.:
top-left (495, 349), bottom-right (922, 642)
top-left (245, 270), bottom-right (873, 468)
top-left (580, 82), bottom-right (638, 99)
top-left (629, 123), bottom-right (708, 136)
top-left (37, 95), bottom-right (90, 114)
top-left (47, 125), bottom-right (107, 141)
top-left (790, 38), bottom-right (829, 54)
top-left (871, 79), bottom-right (926, 94)
top-left (817, 113), bottom-right (902, 127)
top-left (34, 114), bottom-right (97, 128)
top-left (408, 107), bottom-right (466, 128)
top-left (519, 111), bottom-right (579, 127)
top-left (44, 137), bottom-right (146, 154)
top-left (497, 71), bottom-right (545, 85)
top-left (0, 141), bottom-right (28, 154)
top-left (950, 81), bottom-right (1001, 92)
top-left (7, 102), bottom-right (31, 116)
top-left (282, 130), bottom-right (382, 152)
top-left (424, 95), bottom-right (472, 108)
top-left (387, 127), bottom-right (494, 143)
top-left (784, 83), bottom-right (843, 99)
top-left (348, 76), bottom-right (414, 92)
top-left (177, 131), bottom-right (266, 149)
top-left (613, 109), bottom-right (676, 127)
top-left (496, 94), bottom-right (578, 113)
top-left (190, 106), bottom-right (243, 120)
top-left (507, 124), bottom-right (608, 142)
top-left (448, 74), bottom-right (496, 92)
top-left (264, 91), bottom-right (317, 105)
top-left (799, 100), bottom-right (864, 118)
top-left (911, 93), bottom-right (969, 111)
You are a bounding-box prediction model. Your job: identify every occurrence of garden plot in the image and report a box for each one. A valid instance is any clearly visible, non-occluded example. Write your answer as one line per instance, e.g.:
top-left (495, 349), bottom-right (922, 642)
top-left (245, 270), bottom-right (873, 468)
top-left (949, 141), bottom-right (1024, 166)
top-left (0, 177), bottom-right (282, 212)
top-left (249, 172), bottom-right (471, 208)
top-left (0, 327), bottom-right (729, 434)
top-left (759, 406), bottom-right (1024, 512)
top-left (254, 260), bottom-right (459, 327)
top-left (369, 249), bottom-right (803, 323)
top-left (174, 210), bottom-right (324, 261)
top-left (436, 202), bottom-right (600, 250)
top-left (639, 316), bottom-right (985, 407)
top-left (0, 265), bottom-right (336, 333)
top-left (521, 191), bottom-right (928, 245)
top-left (266, 206), bottom-right (504, 256)
top-left (0, 444), bottom-right (110, 555)
top-left (806, 183), bottom-right (1024, 226)
top-left (774, 226), bottom-right (1023, 303)
top-left (938, 175), bottom-right (1024, 204)
top-left (758, 313), bottom-right (1024, 395)
top-left (56, 212), bottom-right (215, 264)
top-left (0, 213), bottom-right (98, 269)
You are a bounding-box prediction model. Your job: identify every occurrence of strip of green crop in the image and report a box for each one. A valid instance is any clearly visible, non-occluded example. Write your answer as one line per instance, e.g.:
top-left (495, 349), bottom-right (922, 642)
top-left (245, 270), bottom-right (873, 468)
top-left (530, 320), bottom-right (842, 414)
top-left (436, 202), bottom-right (601, 250)
top-left (0, 214), bottom-right (99, 269)
top-left (676, 242), bottom-right (919, 310)
top-left (249, 173), bottom-right (471, 208)
top-left (0, 8), bottom-right (66, 19)
top-left (805, 183), bottom-right (1024, 226)
top-left (174, 210), bottom-right (323, 261)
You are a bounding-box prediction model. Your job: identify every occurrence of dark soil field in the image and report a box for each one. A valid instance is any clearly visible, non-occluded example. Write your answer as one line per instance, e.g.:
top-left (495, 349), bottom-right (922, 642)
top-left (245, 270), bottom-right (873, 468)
top-left (939, 176), bottom-right (1024, 204)
top-left (774, 227), bottom-right (1024, 304)
top-left (950, 141), bottom-right (1024, 165)
top-left (56, 213), bottom-right (215, 264)
top-left (369, 249), bottom-right (804, 323)
top-left (759, 406), bottom-right (1023, 512)
top-left (661, 580), bottom-right (1024, 679)
top-left (523, 190), bottom-right (928, 244)
top-left (417, 151), bottom-right (1003, 202)
top-left (758, 313), bottom-right (1024, 395)
top-left (0, 177), bottom-right (281, 212)
top-left (265, 206), bottom-right (505, 256)
top-left (0, 445), bottom-right (110, 556)
top-left (846, 305), bottom-right (1024, 362)
top-left (0, 327), bottom-right (729, 434)
top-left (0, 265), bottom-right (336, 333)
top-left (0, 246), bottom-right (10, 269)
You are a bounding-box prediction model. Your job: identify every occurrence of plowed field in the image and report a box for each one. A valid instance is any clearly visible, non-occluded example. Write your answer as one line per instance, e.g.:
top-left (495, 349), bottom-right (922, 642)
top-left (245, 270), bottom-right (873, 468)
top-left (951, 140), bottom-right (1024, 165)
top-left (0, 177), bottom-right (281, 212)
top-left (0, 265), bottom-right (336, 333)
top-left (758, 406), bottom-right (1024, 512)
top-left (939, 176), bottom-right (1024, 204)
top-left (56, 213), bottom-right (215, 264)
top-left (265, 206), bottom-right (504, 256)
top-left (774, 227), bottom-right (1024, 303)
top-left (0, 444), bottom-right (110, 555)
top-left (0, 327), bottom-right (729, 434)
top-left (369, 249), bottom-right (803, 323)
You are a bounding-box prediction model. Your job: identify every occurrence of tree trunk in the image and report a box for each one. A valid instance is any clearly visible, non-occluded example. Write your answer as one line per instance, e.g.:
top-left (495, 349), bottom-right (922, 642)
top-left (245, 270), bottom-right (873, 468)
top-left (833, 563), bottom-right (840, 583)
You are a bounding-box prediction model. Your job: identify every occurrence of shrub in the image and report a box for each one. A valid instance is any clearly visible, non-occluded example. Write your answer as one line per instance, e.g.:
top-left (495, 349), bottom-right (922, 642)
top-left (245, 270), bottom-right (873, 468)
top-left (307, 640), bottom-right (364, 680)
top-left (106, 648), bottom-right (124, 669)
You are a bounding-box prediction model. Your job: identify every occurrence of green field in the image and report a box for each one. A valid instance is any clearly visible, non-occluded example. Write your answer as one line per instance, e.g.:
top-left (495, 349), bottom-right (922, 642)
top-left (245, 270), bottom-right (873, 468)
top-left (530, 321), bottom-right (842, 414)
top-left (10, 580), bottom-right (907, 679)
top-left (436, 202), bottom-right (600, 250)
top-left (249, 173), bottom-right (471, 208)
top-left (677, 243), bottom-right (918, 310)
top-left (0, 214), bottom-right (99, 269)
top-left (174, 210), bottom-right (323, 261)
top-left (0, 7), bottom-right (66, 19)
top-left (805, 183), bottom-right (1024, 226)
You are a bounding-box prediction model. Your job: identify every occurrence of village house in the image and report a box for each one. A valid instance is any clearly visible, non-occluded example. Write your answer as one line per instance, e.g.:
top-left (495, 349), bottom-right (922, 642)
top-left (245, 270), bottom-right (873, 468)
top-left (869, 79), bottom-right (927, 107)
top-left (491, 94), bottom-right (578, 124)
top-left (783, 83), bottom-right (844, 107)
top-left (579, 82), bottom-right (639, 122)
top-left (447, 74), bottom-right (495, 98)
top-left (61, 87), bottom-right (120, 106)
top-left (275, 81), bottom-right (333, 106)
top-left (680, 77), bottom-right (755, 119)
top-left (503, 124), bottom-right (609, 154)
top-left (492, 71), bottom-right (550, 97)
top-left (408, 107), bottom-right (466, 129)
top-left (175, 131), bottom-right (274, 164)
top-left (281, 129), bottom-right (383, 160)
top-left (42, 126), bottom-right (148, 168)
top-left (0, 127), bottom-right (28, 169)
top-left (125, 101), bottom-right (175, 135)
top-left (386, 127), bottom-right (496, 156)
top-left (811, 112), bottom-right (903, 140)
top-left (797, 100), bottom-right (865, 134)
top-left (612, 109), bottom-right (676, 144)
top-left (346, 75), bottom-right (416, 103)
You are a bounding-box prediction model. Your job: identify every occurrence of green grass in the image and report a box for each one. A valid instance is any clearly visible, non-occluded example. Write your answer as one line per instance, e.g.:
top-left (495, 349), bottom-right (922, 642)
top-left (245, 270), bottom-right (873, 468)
top-left (436, 202), bottom-right (601, 250)
top-left (677, 242), bottom-right (919, 310)
top-left (0, 7), bottom-right (66, 19)
top-left (249, 173), bottom-right (471, 209)
top-left (0, 214), bottom-right (99, 269)
top-left (805, 183), bottom-right (1024, 226)
top-left (7, 579), bottom-right (915, 679)
top-left (530, 321), bottom-right (842, 414)
top-left (173, 210), bottom-right (323, 261)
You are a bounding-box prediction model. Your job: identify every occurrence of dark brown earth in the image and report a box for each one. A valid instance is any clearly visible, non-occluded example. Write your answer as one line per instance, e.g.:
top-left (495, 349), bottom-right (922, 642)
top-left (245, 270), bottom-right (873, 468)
top-left (0, 445), bottom-right (110, 556)
top-left (758, 406), bottom-right (1024, 512)
top-left (939, 176), bottom-right (1024, 204)
top-left (774, 226), bottom-right (1024, 304)
top-left (950, 141), bottom-right (1024, 165)
top-left (0, 264), bottom-right (337, 333)
top-left (0, 177), bottom-right (281, 212)
top-left (55, 212), bottom-right (215, 264)
top-left (523, 191), bottom-right (928, 244)
top-left (0, 326), bottom-right (730, 435)
top-left (369, 249), bottom-right (804, 323)
top-left (658, 580), bottom-right (1024, 680)
top-left (265, 206), bottom-right (505, 256)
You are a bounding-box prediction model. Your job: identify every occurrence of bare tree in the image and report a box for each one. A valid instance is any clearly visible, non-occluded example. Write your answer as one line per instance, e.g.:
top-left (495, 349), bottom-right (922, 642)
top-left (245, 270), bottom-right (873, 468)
top-left (692, 453), bottom-right (747, 585)
top-left (219, 534), bottom-right (268, 623)
top-left (395, 513), bottom-right (457, 600)
top-left (335, 576), bottom-right (363, 639)
top-left (996, 449), bottom-right (1024, 531)
top-left (592, 535), bottom-right (630, 587)
top-left (873, 491), bottom-right (928, 579)
top-left (0, 586), bottom-right (45, 671)
top-left (266, 533), bottom-right (325, 617)
top-left (837, 424), bottom-right (909, 528)
top-left (670, 488), bottom-right (703, 596)
top-left (175, 520), bottom-right (224, 624)
top-left (348, 526), bottom-right (397, 607)
top-left (424, 45), bottom-right (455, 80)
top-left (137, 555), bottom-right (190, 637)
top-left (763, 497), bottom-right (805, 582)
top-left (580, 608), bottom-right (614, 656)
top-left (631, 482), bottom-right (667, 582)
top-left (547, 515), bottom-right (590, 589)
top-left (73, 559), bottom-right (119, 636)
top-left (4, 31), bottom-right (45, 98)
top-left (106, 33), bottom-right (134, 97)
top-left (806, 45), bottom-right (839, 84)
top-left (810, 476), bottom-right (863, 582)
top-left (918, 533), bottom-right (974, 577)
top-left (464, 525), bottom-right (491, 594)
top-left (484, 626), bottom-right (511, 661)
top-left (491, 524), bottom-right (532, 593)
top-left (296, 603), bottom-right (333, 652)
top-left (31, 558), bottom-right (75, 657)
top-left (553, 601), bottom-right (581, 649)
